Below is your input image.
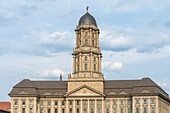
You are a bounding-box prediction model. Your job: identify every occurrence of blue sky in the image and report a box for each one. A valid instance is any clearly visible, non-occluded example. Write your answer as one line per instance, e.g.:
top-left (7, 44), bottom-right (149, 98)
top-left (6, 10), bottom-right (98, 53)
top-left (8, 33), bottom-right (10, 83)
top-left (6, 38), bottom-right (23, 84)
top-left (0, 0), bottom-right (170, 101)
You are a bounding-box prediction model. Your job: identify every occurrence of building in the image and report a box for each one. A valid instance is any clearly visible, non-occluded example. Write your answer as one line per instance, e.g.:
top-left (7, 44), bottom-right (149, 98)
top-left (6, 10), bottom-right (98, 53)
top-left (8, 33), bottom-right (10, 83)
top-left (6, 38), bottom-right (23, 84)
top-left (0, 102), bottom-right (11, 113)
top-left (9, 8), bottom-right (170, 113)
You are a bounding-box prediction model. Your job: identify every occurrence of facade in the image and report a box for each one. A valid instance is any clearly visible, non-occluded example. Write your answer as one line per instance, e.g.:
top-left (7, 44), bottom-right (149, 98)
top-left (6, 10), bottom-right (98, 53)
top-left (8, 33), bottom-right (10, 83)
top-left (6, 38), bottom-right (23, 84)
top-left (9, 9), bottom-right (170, 113)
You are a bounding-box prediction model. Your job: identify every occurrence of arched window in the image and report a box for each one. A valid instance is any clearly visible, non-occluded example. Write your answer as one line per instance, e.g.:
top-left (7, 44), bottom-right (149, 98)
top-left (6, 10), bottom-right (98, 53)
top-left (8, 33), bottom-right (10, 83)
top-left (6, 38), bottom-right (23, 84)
top-left (85, 39), bottom-right (88, 46)
top-left (92, 40), bottom-right (94, 46)
top-left (94, 64), bottom-right (96, 71)
top-left (85, 64), bottom-right (87, 71)
top-left (69, 109), bottom-right (72, 113)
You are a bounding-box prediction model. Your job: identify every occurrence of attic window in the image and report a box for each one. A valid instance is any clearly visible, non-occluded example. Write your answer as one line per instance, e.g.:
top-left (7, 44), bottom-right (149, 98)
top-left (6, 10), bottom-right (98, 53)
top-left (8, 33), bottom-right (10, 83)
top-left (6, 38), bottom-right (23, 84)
top-left (19, 91), bottom-right (28, 94)
top-left (120, 92), bottom-right (127, 94)
top-left (55, 92), bottom-right (62, 95)
top-left (141, 90), bottom-right (149, 93)
top-left (109, 92), bottom-right (116, 95)
top-left (43, 92), bottom-right (51, 95)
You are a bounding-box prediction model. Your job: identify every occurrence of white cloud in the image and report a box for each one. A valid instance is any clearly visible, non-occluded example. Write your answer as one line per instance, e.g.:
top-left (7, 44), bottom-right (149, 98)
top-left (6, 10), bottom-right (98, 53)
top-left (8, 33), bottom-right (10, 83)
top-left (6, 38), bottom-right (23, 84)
top-left (103, 61), bottom-right (123, 71)
top-left (40, 69), bottom-right (64, 78)
top-left (100, 25), bottom-right (170, 53)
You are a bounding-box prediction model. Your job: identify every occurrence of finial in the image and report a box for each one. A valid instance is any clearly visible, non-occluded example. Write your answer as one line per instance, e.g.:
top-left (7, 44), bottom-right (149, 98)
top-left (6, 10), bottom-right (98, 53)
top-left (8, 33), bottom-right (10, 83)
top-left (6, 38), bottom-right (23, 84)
top-left (86, 6), bottom-right (89, 13)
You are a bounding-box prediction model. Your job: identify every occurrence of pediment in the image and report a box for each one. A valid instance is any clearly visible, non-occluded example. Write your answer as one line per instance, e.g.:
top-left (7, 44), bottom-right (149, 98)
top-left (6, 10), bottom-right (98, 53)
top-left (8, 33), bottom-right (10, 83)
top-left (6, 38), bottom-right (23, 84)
top-left (66, 85), bottom-right (104, 97)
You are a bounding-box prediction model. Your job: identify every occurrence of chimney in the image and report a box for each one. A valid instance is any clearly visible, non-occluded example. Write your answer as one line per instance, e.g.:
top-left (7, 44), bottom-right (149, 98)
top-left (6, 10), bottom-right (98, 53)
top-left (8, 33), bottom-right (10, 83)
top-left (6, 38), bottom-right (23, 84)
top-left (60, 73), bottom-right (62, 81)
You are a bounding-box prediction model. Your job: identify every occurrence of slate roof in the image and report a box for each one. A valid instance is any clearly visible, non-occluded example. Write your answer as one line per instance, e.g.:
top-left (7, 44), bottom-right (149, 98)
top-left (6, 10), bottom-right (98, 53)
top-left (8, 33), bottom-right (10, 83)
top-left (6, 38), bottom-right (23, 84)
top-left (9, 78), bottom-right (169, 101)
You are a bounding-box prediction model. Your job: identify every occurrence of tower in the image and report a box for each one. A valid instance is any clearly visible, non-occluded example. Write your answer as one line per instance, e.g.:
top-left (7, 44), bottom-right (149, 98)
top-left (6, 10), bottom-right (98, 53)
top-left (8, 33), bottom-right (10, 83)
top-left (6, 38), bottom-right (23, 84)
top-left (68, 7), bottom-right (104, 93)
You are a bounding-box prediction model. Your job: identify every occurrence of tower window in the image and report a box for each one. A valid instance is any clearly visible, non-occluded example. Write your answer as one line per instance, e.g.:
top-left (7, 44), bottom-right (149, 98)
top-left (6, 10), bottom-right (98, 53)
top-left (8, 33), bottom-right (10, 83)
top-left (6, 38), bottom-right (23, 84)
top-left (85, 64), bottom-right (87, 70)
top-left (22, 108), bottom-right (25, 113)
top-left (91, 108), bottom-right (94, 113)
top-left (85, 32), bottom-right (88, 36)
top-left (85, 56), bottom-right (87, 61)
top-left (136, 107), bottom-right (139, 113)
top-left (144, 99), bottom-right (147, 104)
top-left (94, 57), bottom-right (96, 61)
top-left (80, 40), bottom-right (81, 45)
top-left (94, 64), bottom-right (96, 71)
top-left (77, 108), bottom-right (79, 113)
top-left (48, 109), bottom-right (51, 113)
top-left (121, 108), bottom-right (124, 113)
top-left (84, 108), bottom-right (87, 113)
top-left (106, 108), bottom-right (109, 113)
top-left (92, 40), bottom-right (94, 46)
top-left (55, 109), bottom-right (58, 113)
top-left (144, 107), bottom-right (147, 113)
top-left (85, 39), bottom-right (88, 46)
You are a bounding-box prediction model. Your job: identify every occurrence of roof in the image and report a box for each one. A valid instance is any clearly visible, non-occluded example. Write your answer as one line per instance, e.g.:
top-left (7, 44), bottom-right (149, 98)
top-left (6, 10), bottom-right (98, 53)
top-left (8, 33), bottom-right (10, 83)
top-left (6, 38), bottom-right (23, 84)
top-left (0, 107), bottom-right (10, 112)
top-left (78, 12), bottom-right (97, 26)
top-left (9, 78), bottom-right (169, 101)
top-left (0, 102), bottom-right (11, 108)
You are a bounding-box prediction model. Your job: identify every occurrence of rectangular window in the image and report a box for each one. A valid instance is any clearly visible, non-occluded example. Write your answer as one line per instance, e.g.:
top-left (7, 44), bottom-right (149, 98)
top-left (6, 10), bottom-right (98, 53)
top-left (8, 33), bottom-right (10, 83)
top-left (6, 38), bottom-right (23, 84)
top-left (128, 108), bottom-right (131, 113)
top-left (85, 32), bottom-right (88, 36)
top-left (113, 101), bottom-right (116, 105)
top-left (62, 109), bottom-right (65, 113)
top-left (97, 100), bottom-right (101, 105)
top-left (48, 108), bottom-right (51, 113)
top-left (85, 64), bottom-right (87, 71)
top-left (40, 109), bottom-right (43, 113)
top-left (22, 108), bottom-right (25, 113)
top-left (136, 107), bottom-right (139, 113)
top-left (92, 33), bottom-right (94, 37)
top-left (136, 99), bottom-right (139, 104)
top-left (106, 101), bottom-right (109, 105)
top-left (128, 100), bottom-right (131, 105)
top-left (77, 108), bottom-right (79, 113)
top-left (121, 108), bottom-right (123, 113)
top-left (85, 39), bottom-right (88, 45)
top-left (144, 99), bottom-right (147, 104)
top-left (69, 100), bottom-right (72, 105)
top-left (120, 101), bottom-right (123, 105)
top-left (84, 100), bottom-right (87, 105)
top-left (151, 99), bottom-right (155, 104)
top-left (144, 107), bottom-right (147, 113)
top-left (70, 108), bottom-right (72, 113)
top-left (91, 100), bottom-right (94, 105)
top-left (77, 100), bottom-right (80, 105)
top-left (22, 100), bottom-right (25, 105)
top-left (106, 108), bottom-right (109, 113)
top-left (151, 107), bottom-right (155, 113)
top-left (30, 100), bottom-right (33, 105)
top-left (85, 56), bottom-right (87, 61)
top-left (48, 101), bottom-right (51, 105)
top-left (30, 108), bottom-right (33, 113)
top-left (91, 108), bottom-right (94, 113)
top-left (94, 64), bottom-right (96, 71)
top-left (55, 101), bottom-right (58, 105)
top-left (84, 108), bottom-right (87, 113)
top-left (62, 101), bottom-right (65, 105)
top-left (92, 40), bottom-right (94, 46)
top-left (14, 108), bottom-right (18, 113)
top-left (113, 108), bottom-right (116, 113)
top-left (98, 108), bottom-right (101, 113)
top-left (55, 109), bottom-right (58, 113)
top-left (14, 100), bottom-right (18, 105)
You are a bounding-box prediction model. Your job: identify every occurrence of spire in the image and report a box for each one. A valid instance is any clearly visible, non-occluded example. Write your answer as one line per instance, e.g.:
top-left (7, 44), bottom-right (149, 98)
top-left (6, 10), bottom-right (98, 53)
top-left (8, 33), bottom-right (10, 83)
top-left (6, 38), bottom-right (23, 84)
top-left (86, 6), bottom-right (89, 13)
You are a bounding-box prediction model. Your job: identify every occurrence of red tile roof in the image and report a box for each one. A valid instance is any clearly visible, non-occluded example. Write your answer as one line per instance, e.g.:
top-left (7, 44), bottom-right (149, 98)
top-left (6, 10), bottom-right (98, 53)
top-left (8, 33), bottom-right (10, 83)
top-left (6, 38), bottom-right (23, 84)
top-left (0, 107), bottom-right (10, 112)
top-left (0, 102), bottom-right (11, 108)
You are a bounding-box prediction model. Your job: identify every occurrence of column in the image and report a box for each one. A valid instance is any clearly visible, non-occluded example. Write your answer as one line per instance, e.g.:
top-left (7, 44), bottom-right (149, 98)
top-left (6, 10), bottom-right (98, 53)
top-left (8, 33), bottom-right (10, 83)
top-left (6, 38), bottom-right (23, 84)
top-left (58, 100), bottom-right (62, 113)
top-left (110, 99), bottom-right (112, 113)
top-left (102, 99), bottom-right (104, 113)
top-left (81, 99), bottom-right (83, 113)
top-left (90, 53), bottom-right (93, 76)
top-left (88, 100), bottom-right (90, 113)
top-left (79, 53), bottom-right (82, 72)
top-left (73, 100), bottom-right (76, 113)
top-left (95, 99), bottom-right (97, 113)
top-left (89, 29), bottom-right (92, 46)
top-left (99, 55), bottom-right (101, 73)
top-left (19, 98), bottom-right (21, 113)
top-left (73, 55), bottom-right (76, 73)
top-left (76, 31), bottom-right (78, 48)
top-left (140, 97), bottom-right (142, 113)
top-left (26, 99), bottom-right (29, 113)
top-left (96, 31), bottom-right (99, 47)
top-left (66, 99), bottom-right (69, 113)
top-left (11, 98), bottom-right (14, 113)
top-left (51, 99), bottom-right (54, 113)
top-left (155, 96), bottom-right (159, 113)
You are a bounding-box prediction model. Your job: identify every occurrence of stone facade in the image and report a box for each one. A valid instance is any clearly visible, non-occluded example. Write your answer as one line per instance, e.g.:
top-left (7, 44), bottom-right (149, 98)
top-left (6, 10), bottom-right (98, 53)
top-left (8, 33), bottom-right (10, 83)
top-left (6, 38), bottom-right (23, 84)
top-left (9, 10), bottom-right (170, 113)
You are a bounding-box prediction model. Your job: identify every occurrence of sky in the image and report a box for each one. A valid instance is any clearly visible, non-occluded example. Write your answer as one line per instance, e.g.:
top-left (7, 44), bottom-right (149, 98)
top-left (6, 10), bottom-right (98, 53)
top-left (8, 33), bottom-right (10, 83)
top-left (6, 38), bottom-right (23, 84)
top-left (0, 0), bottom-right (170, 101)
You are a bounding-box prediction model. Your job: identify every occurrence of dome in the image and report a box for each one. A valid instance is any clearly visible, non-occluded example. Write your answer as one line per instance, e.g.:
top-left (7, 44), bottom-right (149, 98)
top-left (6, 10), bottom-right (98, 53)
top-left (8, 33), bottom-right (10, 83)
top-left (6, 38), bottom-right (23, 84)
top-left (78, 12), bottom-right (97, 26)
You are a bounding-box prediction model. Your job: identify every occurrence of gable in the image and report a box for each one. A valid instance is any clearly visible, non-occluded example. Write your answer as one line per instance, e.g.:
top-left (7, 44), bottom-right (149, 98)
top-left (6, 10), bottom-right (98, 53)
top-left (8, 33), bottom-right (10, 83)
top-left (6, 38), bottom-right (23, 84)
top-left (66, 85), bottom-right (104, 97)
